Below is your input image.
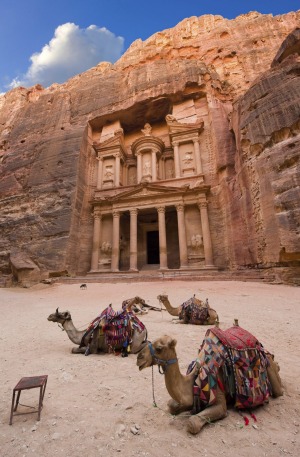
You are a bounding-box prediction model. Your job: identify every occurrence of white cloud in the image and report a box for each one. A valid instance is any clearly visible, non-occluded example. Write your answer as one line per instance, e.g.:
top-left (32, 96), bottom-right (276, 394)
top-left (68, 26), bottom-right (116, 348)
top-left (7, 23), bottom-right (124, 89)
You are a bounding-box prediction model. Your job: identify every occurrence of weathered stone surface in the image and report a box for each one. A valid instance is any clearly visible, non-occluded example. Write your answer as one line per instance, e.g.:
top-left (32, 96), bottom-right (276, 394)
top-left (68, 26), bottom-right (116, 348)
top-left (0, 11), bottom-right (299, 285)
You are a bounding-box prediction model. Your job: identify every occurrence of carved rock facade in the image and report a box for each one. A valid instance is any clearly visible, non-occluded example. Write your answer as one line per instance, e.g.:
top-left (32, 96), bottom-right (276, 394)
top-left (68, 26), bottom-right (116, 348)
top-left (0, 12), bottom-right (299, 285)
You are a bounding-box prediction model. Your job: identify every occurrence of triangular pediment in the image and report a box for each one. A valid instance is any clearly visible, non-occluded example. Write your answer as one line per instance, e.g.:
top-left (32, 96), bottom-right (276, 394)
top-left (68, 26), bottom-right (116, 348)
top-left (93, 131), bottom-right (125, 152)
top-left (167, 119), bottom-right (204, 135)
top-left (109, 183), bottom-right (182, 202)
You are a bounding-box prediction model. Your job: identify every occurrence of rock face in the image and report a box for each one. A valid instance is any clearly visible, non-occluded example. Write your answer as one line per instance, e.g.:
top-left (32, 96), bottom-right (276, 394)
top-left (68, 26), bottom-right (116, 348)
top-left (0, 11), bottom-right (299, 285)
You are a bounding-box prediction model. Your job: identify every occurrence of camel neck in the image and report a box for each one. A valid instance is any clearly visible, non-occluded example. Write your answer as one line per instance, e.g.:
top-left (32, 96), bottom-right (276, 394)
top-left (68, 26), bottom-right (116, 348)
top-left (63, 320), bottom-right (85, 345)
top-left (164, 361), bottom-right (194, 406)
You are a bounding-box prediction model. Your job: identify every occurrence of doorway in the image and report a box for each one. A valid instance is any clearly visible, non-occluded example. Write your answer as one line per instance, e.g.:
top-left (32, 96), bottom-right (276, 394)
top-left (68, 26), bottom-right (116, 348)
top-left (147, 231), bottom-right (159, 264)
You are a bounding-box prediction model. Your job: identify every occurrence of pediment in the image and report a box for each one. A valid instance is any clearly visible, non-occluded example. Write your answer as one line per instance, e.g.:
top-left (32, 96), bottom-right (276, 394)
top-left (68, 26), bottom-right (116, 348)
top-left (93, 131), bottom-right (125, 152)
top-left (109, 183), bottom-right (182, 202)
top-left (166, 118), bottom-right (204, 135)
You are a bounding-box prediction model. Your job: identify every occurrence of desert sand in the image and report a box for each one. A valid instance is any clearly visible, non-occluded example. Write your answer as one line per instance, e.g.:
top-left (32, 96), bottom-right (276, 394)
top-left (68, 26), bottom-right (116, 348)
top-left (0, 280), bottom-right (299, 457)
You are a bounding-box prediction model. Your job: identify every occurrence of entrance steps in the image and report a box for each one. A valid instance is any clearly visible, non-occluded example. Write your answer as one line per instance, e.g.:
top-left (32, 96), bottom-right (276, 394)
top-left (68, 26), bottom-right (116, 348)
top-left (57, 268), bottom-right (271, 284)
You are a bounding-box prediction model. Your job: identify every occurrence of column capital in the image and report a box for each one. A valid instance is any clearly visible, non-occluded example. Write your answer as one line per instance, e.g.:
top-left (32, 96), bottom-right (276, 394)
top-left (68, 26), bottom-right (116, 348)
top-left (172, 141), bottom-right (179, 147)
top-left (193, 137), bottom-right (200, 144)
top-left (114, 152), bottom-right (121, 158)
top-left (157, 206), bottom-right (165, 214)
top-left (198, 200), bottom-right (208, 209)
top-left (130, 208), bottom-right (139, 216)
top-left (176, 203), bottom-right (185, 212)
top-left (112, 210), bottom-right (120, 218)
top-left (96, 156), bottom-right (103, 161)
top-left (92, 209), bottom-right (102, 219)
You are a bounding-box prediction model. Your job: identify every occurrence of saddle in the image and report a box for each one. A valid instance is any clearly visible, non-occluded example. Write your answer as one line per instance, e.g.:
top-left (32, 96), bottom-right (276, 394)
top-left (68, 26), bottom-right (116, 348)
top-left (179, 296), bottom-right (209, 324)
top-left (80, 300), bottom-right (145, 355)
top-left (187, 325), bottom-right (271, 413)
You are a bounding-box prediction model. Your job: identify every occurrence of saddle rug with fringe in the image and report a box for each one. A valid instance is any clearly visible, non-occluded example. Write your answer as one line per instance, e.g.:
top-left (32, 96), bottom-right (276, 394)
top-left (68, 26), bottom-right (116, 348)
top-left (187, 326), bottom-right (271, 413)
top-left (179, 296), bottom-right (209, 324)
top-left (80, 299), bottom-right (145, 352)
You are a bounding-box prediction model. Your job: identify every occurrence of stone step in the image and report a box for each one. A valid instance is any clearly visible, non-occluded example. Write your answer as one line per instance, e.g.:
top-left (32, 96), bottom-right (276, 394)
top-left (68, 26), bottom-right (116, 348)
top-left (57, 268), bottom-right (269, 284)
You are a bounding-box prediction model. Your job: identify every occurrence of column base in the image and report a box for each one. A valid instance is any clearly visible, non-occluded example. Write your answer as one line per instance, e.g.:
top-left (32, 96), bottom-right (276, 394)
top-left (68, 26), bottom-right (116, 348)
top-left (129, 268), bottom-right (138, 272)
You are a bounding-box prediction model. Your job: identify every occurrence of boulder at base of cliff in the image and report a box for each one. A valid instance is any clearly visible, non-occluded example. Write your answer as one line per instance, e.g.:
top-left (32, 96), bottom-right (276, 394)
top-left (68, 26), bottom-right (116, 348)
top-left (9, 252), bottom-right (48, 287)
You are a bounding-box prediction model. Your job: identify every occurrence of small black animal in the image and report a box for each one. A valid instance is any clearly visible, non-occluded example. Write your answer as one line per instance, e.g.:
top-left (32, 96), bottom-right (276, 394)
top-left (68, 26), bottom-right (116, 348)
top-left (80, 284), bottom-right (87, 289)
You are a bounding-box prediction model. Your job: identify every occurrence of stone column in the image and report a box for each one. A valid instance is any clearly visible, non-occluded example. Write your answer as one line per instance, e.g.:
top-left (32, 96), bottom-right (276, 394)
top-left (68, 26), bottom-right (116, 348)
top-left (193, 138), bottom-right (203, 174)
top-left (137, 153), bottom-right (142, 183)
top-left (111, 210), bottom-right (120, 271)
top-left (115, 153), bottom-right (120, 187)
top-left (130, 208), bottom-right (138, 271)
top-left (123, 163), bottom-right (128, 186)
top-left (151, 150), bottom-right (157, 181)
top-left (91, 210), bottom-right (102, 271)
top-left (172, 142), bottom-right (181, 178)
top-left (198, 201), bottom-right (214, 266)
top-left (96, 157), bottom-right (103, 190)
top-left (157, 206), bottom-right (168, 269)
top-left (176, 203), bottom-right (188, 267)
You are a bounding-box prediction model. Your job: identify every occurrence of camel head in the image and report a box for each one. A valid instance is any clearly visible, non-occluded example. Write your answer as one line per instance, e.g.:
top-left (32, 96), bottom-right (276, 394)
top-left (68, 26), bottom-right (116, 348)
top-left (157, 294), bottom-right (168, 302)
top-left (47, 308), bottom-right (72, 324)
top-left (137, 335), bottom-right (177, 371)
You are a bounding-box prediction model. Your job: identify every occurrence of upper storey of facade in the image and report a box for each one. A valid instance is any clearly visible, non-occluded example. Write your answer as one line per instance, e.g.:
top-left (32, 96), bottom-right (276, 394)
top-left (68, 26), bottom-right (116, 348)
top-left (91, 98), bottom-right (210, 197)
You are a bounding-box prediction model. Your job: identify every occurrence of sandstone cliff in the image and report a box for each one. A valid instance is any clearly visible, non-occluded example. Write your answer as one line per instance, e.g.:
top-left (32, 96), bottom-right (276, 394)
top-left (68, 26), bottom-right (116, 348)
top-left (0, 11), bottom-right (299, 285)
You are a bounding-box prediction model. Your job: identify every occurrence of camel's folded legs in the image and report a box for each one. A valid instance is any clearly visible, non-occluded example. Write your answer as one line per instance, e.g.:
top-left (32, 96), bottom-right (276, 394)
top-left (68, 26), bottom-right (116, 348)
top-left (167, 399), bottom-right (191, 415)
top-left (187, 387), bottom-right (227, 435)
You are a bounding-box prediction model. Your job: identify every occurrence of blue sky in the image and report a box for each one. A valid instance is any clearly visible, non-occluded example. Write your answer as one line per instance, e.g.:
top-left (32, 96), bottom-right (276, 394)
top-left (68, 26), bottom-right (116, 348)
top-left (0, 0), bottom-right (299, 94)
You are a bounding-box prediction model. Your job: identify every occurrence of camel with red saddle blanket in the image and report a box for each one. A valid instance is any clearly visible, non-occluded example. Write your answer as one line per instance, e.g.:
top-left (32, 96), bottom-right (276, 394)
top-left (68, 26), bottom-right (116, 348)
top-left (137, 322), bottom-right (283, 434)
top-left (47, 296), bottom-right (148, 355)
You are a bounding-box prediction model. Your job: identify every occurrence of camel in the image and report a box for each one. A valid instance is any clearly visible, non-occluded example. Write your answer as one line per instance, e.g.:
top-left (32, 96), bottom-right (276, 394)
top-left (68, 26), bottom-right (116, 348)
top-left (157, 294), bottom-right (218, 325)
top-left (47, 296), bottom-right (148, 355)
top-left (137, 325), bottom-right (283, 435)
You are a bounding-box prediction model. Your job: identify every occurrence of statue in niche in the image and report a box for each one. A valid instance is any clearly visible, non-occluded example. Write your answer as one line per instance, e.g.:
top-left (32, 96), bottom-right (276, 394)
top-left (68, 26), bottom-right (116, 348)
top-left (100, 241), bottom-right (112, 253)
top-left (104, 165), bottom-right (114, 180)
top-left (166, 164), bottom-right (174, 179)
top-left (143, 160), bottom-right (151, 175)
top-left (191, 234), bottom-right (203, 250)
top-left (183, 151), bottom-right (193, 165)
top-left (141, 123), bottom-right (152, 136)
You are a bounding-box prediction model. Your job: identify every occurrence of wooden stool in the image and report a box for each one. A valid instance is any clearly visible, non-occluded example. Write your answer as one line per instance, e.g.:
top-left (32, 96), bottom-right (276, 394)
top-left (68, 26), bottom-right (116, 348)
top-left (9, 375), bottom-right (48, 425)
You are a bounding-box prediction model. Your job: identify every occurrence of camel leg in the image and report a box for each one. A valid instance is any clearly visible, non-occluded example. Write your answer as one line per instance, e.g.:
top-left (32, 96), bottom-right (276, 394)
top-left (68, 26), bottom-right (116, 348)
top-left (187, 387), bottom-right (227, 435)
top-left (167, 399), bottom-right (191, 415)
top-left (71, 347), bottom-right (86, 354)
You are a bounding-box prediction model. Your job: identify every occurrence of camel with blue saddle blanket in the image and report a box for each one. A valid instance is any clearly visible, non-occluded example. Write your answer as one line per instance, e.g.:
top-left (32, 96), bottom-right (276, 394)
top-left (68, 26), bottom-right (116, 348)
top-left (137, 321), bottom-right (283, 434)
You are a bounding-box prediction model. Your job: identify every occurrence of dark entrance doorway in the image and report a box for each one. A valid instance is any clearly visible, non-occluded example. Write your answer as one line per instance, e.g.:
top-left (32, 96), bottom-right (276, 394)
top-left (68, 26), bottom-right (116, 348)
top-left (147, 231), bottom-right (159, 264)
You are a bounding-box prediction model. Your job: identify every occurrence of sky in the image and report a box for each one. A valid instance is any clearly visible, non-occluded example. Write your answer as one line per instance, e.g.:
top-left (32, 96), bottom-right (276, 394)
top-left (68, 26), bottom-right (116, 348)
top-left (0, 0), bottom-right (299, 94)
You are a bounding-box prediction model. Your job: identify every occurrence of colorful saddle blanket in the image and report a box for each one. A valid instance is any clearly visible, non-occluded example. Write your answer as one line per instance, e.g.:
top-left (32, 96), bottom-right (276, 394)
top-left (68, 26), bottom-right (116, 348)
top-left (80, 299), bottom-right (145, 352)
top-left (179, 296), bottom-right (209, 324)
top-left (187, 326), bottom-right (271, 413)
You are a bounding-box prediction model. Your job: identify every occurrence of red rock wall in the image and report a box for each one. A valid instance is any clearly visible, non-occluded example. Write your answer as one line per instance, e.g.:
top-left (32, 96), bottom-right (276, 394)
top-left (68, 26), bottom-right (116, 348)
top-left (0, 11), bottom-right (299, 282)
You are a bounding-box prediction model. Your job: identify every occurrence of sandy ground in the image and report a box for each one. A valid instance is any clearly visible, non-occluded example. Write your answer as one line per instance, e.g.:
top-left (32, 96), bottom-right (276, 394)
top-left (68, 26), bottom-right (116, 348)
top-left (0, 280), bottom-right (299, 457)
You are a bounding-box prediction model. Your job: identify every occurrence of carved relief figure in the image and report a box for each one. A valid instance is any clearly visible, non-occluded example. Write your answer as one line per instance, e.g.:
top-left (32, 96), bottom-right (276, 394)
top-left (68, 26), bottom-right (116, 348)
top-left (104, 165), bottom-right (114, 180)
top-left (141, 123), bottom-right (152, 136)
top-left (166, 160), bottom-right (174, 179)
top-left (183, 151), bottom-right (193, 165)
top-left (101, 241), bottom-right (112, 253)
top-left (143, 160), bottom-right (151, 175)
top-left (191, 234), bottom-right (203, 249)
top-left (165, 114), bottom-right (177, 123)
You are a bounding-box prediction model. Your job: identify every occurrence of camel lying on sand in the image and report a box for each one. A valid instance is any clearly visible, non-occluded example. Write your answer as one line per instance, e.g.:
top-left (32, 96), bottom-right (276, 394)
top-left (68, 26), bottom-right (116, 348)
top-left (137, 325), bottom-right (283, 434)
top-left (158, 294), bottom-right (218, 325)
top-left (48, 296), bottom-right (147, 355)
